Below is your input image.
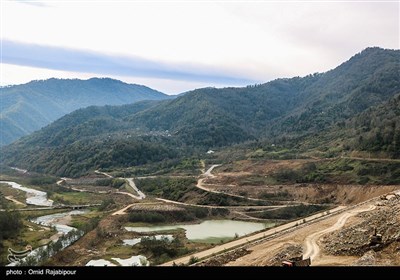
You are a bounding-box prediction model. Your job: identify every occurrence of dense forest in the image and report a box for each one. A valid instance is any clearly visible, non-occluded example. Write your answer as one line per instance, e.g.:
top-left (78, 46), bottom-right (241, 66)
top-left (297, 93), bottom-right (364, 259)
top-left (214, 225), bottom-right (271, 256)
top-left (1, 47), bottom-right (399, 177)
top-left (0, 77), bottom-right (169, 146)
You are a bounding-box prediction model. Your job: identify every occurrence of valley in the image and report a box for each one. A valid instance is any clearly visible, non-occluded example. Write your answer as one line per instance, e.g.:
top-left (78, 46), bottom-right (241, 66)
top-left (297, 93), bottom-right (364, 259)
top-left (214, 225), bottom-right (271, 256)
top-left (1, 154), bottom-right (399, 266)
top-left (0, 47), bottom-right (399, 267)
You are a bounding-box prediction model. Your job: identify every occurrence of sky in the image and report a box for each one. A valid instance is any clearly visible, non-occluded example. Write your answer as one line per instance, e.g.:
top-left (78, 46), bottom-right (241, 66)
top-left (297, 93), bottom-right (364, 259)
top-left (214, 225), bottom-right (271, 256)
top-left (1, 0), bottom-right (399, 94)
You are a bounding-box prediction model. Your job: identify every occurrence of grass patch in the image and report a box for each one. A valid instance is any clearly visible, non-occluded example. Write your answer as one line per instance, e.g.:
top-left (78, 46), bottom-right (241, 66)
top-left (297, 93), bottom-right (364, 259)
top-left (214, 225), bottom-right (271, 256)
top-left (250, 204), bottom-right (329, 220)
top-left (20, 209), bottom-right (69, 219)
top-left (268, 158), bottom-right (400, 185)
top-left (0, 184), bottom-right (27, 208)
top-left (136, 177), bottom-right (198, 201)
top-left (50, 191), bottom-right (107, 205)
top-left (104, 243), bottom-right (137, 259)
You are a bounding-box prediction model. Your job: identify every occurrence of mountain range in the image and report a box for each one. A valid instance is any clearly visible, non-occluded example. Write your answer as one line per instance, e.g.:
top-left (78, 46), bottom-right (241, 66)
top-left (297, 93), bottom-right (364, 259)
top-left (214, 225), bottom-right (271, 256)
top-left (0, 78), bottom-right (169, 146)
top-left (1, 47), bottom-right (399, 177)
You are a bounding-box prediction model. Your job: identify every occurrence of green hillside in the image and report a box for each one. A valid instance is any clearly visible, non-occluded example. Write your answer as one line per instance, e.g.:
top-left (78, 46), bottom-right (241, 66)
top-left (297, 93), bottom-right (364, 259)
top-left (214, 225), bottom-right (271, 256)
top-left (1, 47), bottom-right (399, 177)
top-left (0, 77), bottom-right (169, 145)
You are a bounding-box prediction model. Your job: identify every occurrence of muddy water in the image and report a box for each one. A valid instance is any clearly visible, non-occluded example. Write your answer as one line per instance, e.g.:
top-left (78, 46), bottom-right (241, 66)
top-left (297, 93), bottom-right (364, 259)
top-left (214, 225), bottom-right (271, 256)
top-left (125, 220), bottom-right (274, 243)
top-left (31, 210), bottom-right (88, 234)
top-left (7, 210), bottom-right (88, 266)
top-left (122, 234), bottom-right (174, 246)
top-left (0, 181), bottom-right (53, 206)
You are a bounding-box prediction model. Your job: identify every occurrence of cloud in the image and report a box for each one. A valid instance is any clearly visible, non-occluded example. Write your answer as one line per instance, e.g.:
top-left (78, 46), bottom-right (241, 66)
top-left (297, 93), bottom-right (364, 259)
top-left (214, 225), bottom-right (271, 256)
top-left (2, 40), bottom-right (258, 85)
top-left (10, 0), bottom-right (48, 7)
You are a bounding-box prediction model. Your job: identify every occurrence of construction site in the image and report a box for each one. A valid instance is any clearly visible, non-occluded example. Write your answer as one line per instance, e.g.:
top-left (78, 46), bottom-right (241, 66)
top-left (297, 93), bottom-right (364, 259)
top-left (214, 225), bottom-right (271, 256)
top-left (191, 192), bottom-right (400, 266)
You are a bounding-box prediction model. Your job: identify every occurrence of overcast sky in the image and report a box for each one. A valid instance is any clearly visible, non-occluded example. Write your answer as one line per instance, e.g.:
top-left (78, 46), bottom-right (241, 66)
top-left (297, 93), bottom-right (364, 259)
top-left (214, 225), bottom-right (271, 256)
top-left (1, 0), bottom-right (399, 94)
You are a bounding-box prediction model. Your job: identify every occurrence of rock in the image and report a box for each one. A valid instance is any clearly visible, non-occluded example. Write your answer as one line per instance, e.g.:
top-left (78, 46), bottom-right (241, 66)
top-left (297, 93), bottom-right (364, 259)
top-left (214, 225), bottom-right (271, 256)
top-left (353, 250), bottom-right (376, 266)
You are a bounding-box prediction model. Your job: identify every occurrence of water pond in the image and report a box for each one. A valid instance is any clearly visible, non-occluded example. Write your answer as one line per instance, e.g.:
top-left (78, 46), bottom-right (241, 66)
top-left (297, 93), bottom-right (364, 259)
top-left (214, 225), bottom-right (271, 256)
top-left (125, 220), bottom-right (274, 243)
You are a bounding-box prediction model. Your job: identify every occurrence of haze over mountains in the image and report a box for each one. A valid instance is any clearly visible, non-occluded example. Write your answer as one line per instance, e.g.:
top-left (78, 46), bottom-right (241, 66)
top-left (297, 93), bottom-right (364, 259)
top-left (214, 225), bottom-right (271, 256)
top-left (0, 78), bottom-right (169, 146)
top-left (1, 47), bottom-right (399, 177)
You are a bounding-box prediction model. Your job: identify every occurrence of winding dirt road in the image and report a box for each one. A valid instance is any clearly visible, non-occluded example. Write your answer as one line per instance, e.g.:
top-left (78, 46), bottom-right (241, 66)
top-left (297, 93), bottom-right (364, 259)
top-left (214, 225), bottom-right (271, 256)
top-left (161, 205), bottom-right (345, 266)
top-left (5, 196), bottom-right (26, 206)
top-left (94, 170), bottom-right (113, 178)
top-left (126, 178), bottom-right (146, 199)
top-left (303, 205), bottom-right (376, 263)
top-left (196, 165), bottom-right (273, 202)
top-left (112, 203), bottom-right (136, 216)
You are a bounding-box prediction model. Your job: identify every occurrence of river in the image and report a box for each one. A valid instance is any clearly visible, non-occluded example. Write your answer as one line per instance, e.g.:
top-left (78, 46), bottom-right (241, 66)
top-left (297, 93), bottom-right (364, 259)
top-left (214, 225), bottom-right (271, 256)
top-left (0, 181), bottom-right (53, 206)
top-left (1, 181), bottom-right (88, 266)
top-left (7, 209), bottom-right (87, 266)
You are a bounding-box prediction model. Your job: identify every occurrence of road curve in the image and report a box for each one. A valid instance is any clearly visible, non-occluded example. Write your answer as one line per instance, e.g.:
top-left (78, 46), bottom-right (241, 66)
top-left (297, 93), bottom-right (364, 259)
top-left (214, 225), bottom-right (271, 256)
top-left (112, 203), bottom-right (135, 216)
top-left (126, 178), bottom-right (146, 199)
top-left (196, 164), bottom-right (271, 202)
top-left (303, 205), bottom-right (376, 262)
top-left (160, 205), bottom-right (345, 266)
top-left (94, 170), bottom-right (113, 178)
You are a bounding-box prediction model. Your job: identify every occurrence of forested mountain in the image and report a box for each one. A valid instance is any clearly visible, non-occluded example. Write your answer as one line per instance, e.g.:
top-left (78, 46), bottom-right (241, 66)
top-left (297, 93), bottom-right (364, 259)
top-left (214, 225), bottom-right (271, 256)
top-left (307, 93), bottom-right (400, 157)
top-left (0, 78), bottom-right (169, 145)
top-left (1, 47), bottom-right (399, 177)
top-left (270, 47), bottom-right (400, 137)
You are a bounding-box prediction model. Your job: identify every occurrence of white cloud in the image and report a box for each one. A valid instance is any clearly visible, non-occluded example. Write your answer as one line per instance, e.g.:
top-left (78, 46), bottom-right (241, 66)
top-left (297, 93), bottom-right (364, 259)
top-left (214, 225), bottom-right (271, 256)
top-left (1, 0), bottom-right (399, 93)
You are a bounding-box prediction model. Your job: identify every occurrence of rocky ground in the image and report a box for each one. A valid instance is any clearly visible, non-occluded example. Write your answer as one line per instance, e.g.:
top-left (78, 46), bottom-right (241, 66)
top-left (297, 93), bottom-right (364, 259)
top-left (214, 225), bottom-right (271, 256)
top-left (320, 193), bottom-right (400, 265)
top-left (262, 244), bottom-right (303, 266)
top-left (195, 248), bottom-right (251, 266)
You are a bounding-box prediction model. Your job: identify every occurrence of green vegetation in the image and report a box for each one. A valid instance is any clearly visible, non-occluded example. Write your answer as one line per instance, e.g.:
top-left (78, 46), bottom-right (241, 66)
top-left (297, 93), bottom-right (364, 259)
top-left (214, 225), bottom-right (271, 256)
top-left (128, 212), bottom-right (167, 223)
top-left (0, 77), bottom-right (168, 146)
top-left (96, 178), bottom-right (126, 188)
top-left (49, 191), bottom-right (107, 205)
top-left (250, 204), bottom-right (329, 220)
top-left (188, 255), bottom-right (199, 265)
top-left (119, 158), bottom-right (203, 177)
top-left (1, 48), bottom-right (399, 179)
top-left (0, 211), bottom-right (23, 240)
top-left (263, 159), bottom-right (400, 185)
top-left (97, 198), bottom-right (116, 211)
top-left (137, 177), bottom-right (199, 201)
top-left (127, 207), bottom-right (228, 223)
top-left (259, 190), bottom-right (292, 200)
top-left (0, 211), bottom-right (24, 265)
top-left (139, 235), bottom-right (190, 265)
top-left (71, 216), bottom-right (101, 233)
top-left (16, 229), bottom-right (83, 266)
top-left (28, 175), bottom-right (58, 186)
top-left (137, 177), bottom-right (271, 206)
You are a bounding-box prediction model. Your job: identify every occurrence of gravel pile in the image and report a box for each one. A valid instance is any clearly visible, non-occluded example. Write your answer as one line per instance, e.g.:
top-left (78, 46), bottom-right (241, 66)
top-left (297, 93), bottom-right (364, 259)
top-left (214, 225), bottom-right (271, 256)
top-left (196, 248), bottom-right (251, 266)
top-left (264, 244), bottom-right (303, 266)
top-left (321, 196), bottom-right (400, 257)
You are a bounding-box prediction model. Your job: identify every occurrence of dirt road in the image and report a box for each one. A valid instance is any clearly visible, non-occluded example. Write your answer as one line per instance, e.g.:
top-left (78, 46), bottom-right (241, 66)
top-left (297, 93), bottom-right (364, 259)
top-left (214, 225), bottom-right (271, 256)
top-left (112, 203), bottom-right (135, 216)
top-left (204, 165), bottom-right (221, 177)
top-left (126, 178), bottom-right (146, 199)
top-left (115, 191), bottom-right (142, 200)
top-left (94, 170), bottom-right (113, 178)
top-left (196, 164), bottom-right (269, 202)
top-left (160, 205), bottom-right (345, 266)
top-left (196, 165), bottom-right (222, 194)
top-left (340, 156), bottom-right (400, 163)
top-left (303, 205), bottom-right (376, 263)
top-left (5, 196), bottom-right (26, 206)
top-left (225, 198), bottom-right (384, 266)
